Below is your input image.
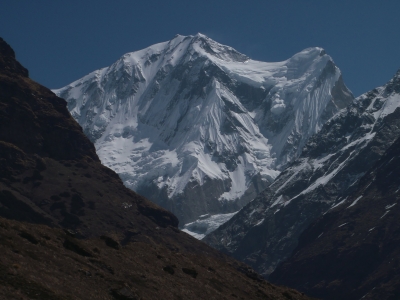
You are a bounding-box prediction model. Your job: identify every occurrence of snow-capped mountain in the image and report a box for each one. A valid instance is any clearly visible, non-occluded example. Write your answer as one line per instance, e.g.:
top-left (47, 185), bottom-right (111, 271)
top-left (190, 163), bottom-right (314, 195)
top-left (54, 33), bottom-right (353, 227)
top-left (205, 69), bottom-right (400, 277)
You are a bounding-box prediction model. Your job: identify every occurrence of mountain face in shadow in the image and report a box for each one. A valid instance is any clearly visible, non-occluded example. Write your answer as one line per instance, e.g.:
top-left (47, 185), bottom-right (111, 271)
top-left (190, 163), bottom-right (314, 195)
top-left (0, 37), bottom-right (311, 300)
top-left (270, 72), bottom-right (400, 299)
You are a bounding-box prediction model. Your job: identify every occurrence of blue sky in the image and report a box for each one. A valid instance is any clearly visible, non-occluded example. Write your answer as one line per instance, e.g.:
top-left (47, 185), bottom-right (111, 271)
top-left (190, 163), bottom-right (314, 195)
top-left (1, 0), bottom-right (399, 96)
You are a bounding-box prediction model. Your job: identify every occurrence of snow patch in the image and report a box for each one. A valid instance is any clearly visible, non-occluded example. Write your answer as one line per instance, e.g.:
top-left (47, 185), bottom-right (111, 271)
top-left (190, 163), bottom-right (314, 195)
top-left (380, 211), bottom-right (390, 219)
top-left (385, 203), bottom-right (397, 210)
top-left (182, 211), bottom-right (238, 240)
top-left (330, 197), bottom-right (347, 210)
top-left (271, 195), bottom-right (285, 207)
top-left (347, 196), bottom-right (363, 208)
top-left (270, 97), bottom-right (286, 115)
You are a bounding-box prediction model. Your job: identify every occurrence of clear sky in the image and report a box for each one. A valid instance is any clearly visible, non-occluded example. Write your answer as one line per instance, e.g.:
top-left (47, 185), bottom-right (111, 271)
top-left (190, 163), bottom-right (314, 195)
top-left (1, 0), bottom-right (399, 96)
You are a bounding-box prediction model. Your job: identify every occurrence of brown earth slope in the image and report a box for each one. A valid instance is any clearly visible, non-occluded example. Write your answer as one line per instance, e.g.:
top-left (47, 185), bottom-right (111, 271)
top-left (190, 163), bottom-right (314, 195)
top-left (0, 37), bottom-right (311, 300)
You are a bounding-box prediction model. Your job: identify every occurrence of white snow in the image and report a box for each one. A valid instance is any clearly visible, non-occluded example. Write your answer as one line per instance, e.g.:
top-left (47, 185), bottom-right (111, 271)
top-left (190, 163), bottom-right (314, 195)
top-left (283, 131), bottom-right (376, 207)
top-left (380, 211), bottom-right (390, 219)
top-left (380, 203), bottom-right (397, 219)
top-left (271, 195), bottom-right (285, 207)
top-left (347, 196), bottom-right (363, 208)
top-left (269, 79), bottom-right (400, 219)
top-left (182, 211), bottom-right (238, 239)
top-left (54, 33), bottom-right (347, 226)
top-left (254, 218), bottom-right (265, 226)
top-left (273, 159), bottom-right (310, 195)
top-left (311, 153), bottom-right (335, 170)
top-left (385, 203), bottom-right (397, 210)
top-left (329, 197), bottom-right (348, 210)
top-left (371, 94), bottom-right (400, 121)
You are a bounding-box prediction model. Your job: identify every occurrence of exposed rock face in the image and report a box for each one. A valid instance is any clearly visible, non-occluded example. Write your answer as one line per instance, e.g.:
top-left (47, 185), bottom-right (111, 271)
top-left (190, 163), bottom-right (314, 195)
top-left (0, 38), bottom-right (28, 77)
top-left (0, 37), bottom-right (312, 299)
top-left (205, 69), bottom-right (400, 277)
top-left (54, 33), bottom-right (353, 228)
top-left (270, 120), bottom-right (400, 300)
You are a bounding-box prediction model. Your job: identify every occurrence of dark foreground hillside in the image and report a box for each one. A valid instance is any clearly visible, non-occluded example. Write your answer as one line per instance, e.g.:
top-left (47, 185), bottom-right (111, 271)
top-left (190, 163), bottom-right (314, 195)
top-left (0, 37), bottom-right (311, 299)
top-left (270, 108), bottom-right (400, 299)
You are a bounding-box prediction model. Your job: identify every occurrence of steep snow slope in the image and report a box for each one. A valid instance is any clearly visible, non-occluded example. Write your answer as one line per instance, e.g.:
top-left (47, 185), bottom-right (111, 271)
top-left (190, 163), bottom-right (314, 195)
top-left (54, 33), bottom-right (352, 227)
top-left (205, 69), bottom-right (400, 276)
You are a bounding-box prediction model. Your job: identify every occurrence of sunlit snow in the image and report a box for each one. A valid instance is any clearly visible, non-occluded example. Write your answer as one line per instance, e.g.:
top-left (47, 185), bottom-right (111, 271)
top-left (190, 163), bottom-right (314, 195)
top-left (54, 33), bottom-right (348, 232)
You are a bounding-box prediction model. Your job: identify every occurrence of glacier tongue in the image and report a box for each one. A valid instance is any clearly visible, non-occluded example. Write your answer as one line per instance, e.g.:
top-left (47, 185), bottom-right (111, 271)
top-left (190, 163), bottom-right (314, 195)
top-left (53, 33), bottom-right (353, 227)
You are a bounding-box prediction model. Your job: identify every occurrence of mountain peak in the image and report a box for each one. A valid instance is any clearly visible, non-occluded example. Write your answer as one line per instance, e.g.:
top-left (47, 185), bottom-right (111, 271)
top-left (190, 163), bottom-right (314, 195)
top-left (0, 37), bottom-right (28, 77)
top-left (391, 67), bottom-right (400, 80)
top-left (194, 32), bottom-right (208, 38)
top-left (0, 37), bottom-right (15, 58)
top-left (55, 35), bottom-right (353, 229)
top-left (186, 33), bottom-right (249, 62)
top-left (288, 47), bottom-right (330, 64)
top-left (301, 46), bottom-right (326, 56)
top-left (383, 68), bottom-right (400, 95)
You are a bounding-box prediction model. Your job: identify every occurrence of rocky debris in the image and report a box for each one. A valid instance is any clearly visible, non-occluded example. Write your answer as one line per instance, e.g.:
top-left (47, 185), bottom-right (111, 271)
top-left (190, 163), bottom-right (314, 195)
top-left (101, 235), bottom-right (120, 250)
top-left (163, 265), bottom-right (175, 275)
top-left (0, 216), bottom-right (315, 299)
top-left (63, 237), bottom-right (93, 257)
top-left (182, 267), bottom-right (198, 278)
top-left (110, 286), bottom-right (139, 300)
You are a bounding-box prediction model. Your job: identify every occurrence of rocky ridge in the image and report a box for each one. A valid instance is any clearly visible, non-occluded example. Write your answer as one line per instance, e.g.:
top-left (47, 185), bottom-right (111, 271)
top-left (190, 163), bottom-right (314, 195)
top-left (205, 69), bottom-right (400, 277)
top-left (270, 108), bottom-right (400, 299)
